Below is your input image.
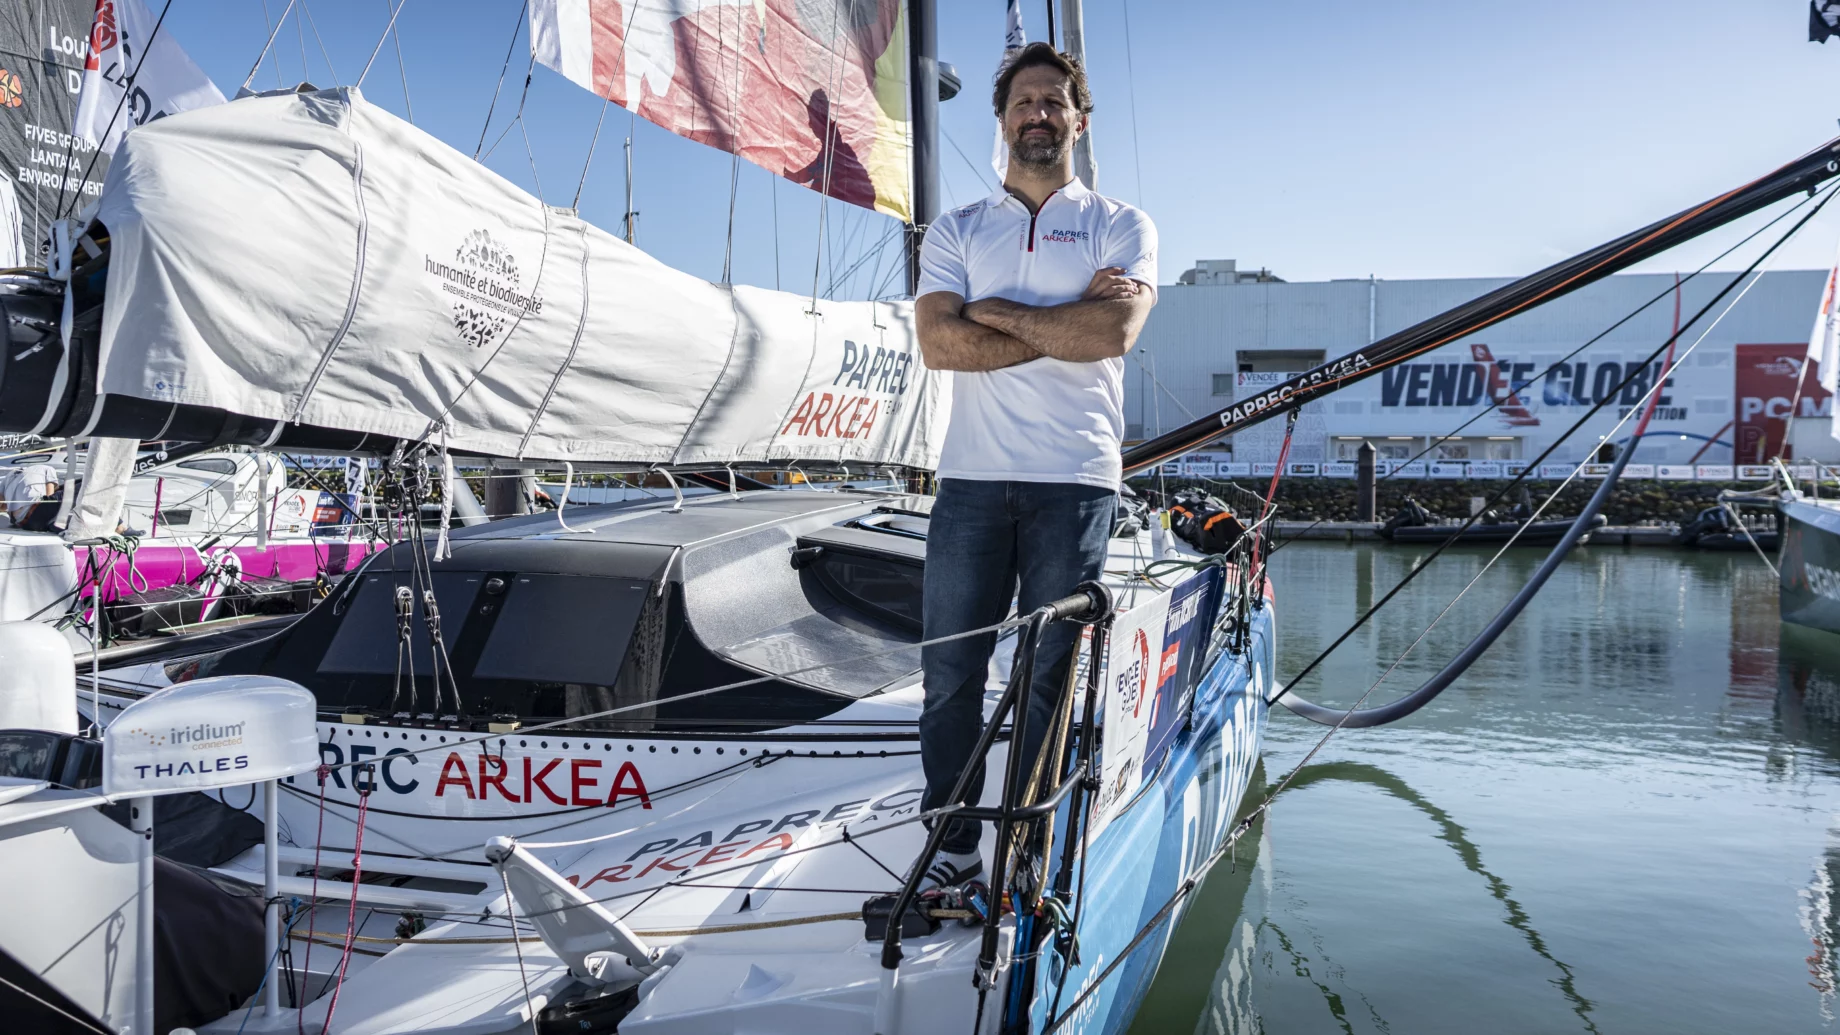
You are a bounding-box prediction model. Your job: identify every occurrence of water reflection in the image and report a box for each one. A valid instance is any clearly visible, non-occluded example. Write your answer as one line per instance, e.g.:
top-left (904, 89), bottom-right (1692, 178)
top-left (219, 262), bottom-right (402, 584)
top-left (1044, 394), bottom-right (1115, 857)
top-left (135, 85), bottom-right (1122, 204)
top-left (1282, 762), bottom-right (1597, 1035)
top-left (1135, 544), bottom-right (1840, 1034)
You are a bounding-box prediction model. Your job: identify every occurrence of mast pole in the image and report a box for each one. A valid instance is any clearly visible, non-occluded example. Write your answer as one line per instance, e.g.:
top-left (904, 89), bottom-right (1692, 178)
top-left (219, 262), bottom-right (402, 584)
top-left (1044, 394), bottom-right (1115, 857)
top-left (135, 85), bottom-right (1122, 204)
top-left (906, 0), bottom-right (941, 295)
top-left (623, 132), bottom-right (637, 245)
top-left (1060, 0), bottom-right (1096, 190)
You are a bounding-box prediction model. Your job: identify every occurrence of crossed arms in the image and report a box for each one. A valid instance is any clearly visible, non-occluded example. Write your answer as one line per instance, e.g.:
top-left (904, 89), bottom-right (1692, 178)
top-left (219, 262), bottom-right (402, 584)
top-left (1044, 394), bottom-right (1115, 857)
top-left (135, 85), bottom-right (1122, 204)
top-left (916, 267), bottom-right (1155, 373)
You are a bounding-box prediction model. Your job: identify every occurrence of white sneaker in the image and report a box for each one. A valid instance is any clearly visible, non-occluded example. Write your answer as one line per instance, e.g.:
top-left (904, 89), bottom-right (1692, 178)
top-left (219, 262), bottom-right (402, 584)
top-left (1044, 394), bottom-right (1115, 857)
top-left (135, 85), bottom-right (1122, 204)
top-left (917, 850), bottom-right (984, 892)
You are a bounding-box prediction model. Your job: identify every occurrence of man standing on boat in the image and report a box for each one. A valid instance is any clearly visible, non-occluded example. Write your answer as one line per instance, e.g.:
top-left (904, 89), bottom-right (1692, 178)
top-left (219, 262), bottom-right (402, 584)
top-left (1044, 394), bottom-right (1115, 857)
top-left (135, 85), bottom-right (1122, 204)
top-left (913, 42), bottom-right (1157, 889)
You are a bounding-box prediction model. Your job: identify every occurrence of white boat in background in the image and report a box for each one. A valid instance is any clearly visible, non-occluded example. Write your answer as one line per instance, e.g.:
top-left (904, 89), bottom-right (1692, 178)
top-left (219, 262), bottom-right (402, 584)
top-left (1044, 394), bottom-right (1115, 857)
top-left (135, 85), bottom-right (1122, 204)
top-left (0, 445), bottom-right (381, 643)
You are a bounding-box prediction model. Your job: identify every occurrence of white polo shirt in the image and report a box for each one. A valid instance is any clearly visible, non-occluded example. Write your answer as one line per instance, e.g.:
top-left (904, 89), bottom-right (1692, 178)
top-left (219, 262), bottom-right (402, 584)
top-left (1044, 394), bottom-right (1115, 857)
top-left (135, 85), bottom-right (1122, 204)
top-left (917, 177), bottom-right (1156, 490)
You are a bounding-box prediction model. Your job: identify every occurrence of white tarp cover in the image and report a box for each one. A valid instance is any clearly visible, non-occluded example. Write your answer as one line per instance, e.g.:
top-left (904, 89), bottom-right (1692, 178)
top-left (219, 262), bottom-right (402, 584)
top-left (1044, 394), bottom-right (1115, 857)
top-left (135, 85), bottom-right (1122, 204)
top-left (92, 87), bottom-right (942, 468)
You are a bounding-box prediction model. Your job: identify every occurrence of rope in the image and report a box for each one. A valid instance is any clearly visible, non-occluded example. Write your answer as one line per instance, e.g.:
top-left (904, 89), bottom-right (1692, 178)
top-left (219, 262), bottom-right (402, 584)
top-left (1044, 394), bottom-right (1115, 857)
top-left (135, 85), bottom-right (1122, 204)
top-left (474, 1), bottom-right (530, 160)
top-left (297, 767), bottom-right (330, 1035)
top-left (1046, 180), bottom-right (1839, 1030)
top-left (308, 615), bottom-right (1026, 781)
top-left (1266, 182), bottom-right (1833, 712)
top-left (0, 974), bottom-right (113, 1035)
top-left (500, 870), bottom-right (542, 1035)
top-left (57, 0), bottom-right (176, 219)
top-left (356, 0), bottom-right (411, 87)
top-left (242, 0), bottom-right (302, 91)
top-left (1721, 501), bottom-right (1780, 576)
top-left (574, 101), bottom-right (612, 209)
top-left (309, 909), bottom-right (862, 947)
top-left (316, 776), bottom-right (372, 1035)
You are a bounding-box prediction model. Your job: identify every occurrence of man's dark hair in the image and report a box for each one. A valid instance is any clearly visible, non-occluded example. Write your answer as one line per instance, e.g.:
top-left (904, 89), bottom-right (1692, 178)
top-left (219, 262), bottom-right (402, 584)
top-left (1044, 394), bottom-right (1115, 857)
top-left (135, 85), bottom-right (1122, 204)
top-left (992, 42), bottom-right (1094, 118)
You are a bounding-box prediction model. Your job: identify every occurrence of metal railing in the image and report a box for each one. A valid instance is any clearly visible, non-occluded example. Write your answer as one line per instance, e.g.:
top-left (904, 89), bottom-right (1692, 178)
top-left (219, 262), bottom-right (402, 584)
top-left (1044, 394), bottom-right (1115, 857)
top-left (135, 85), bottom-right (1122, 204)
top-left (872, 580), bottom-right (1114, 1031)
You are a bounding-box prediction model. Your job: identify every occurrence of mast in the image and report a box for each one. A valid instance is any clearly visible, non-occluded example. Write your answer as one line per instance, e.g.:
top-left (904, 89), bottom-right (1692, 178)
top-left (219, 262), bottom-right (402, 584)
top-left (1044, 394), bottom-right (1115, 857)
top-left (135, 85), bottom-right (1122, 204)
top-left (906, 0), bottom-right (941, 295)
top-left (1060, 0), bottom-right (1096, 190)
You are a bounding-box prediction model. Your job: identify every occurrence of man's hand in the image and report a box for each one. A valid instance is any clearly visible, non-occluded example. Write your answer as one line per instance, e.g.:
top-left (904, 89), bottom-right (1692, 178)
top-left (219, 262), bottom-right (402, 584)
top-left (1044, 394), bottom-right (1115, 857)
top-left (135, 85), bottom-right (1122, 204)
top-left (1083, 265), bottom-right (1142, 301)
top-left (960, 269), bottom-right (1156, 363)
top-left (916, 292), bottom-right (1041, 372)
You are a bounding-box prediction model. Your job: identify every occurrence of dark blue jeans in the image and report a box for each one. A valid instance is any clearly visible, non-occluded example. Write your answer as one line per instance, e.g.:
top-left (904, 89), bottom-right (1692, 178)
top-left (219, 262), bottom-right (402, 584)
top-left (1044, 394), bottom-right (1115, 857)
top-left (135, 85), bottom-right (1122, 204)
top-left (921, 478), bottom-right (1116, 856)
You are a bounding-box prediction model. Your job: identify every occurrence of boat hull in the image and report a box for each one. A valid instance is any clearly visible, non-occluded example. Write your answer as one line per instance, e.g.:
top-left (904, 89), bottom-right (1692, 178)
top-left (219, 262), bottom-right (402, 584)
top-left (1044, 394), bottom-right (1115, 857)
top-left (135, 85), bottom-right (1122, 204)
top-left (1027, 599), bottom-right (1273, 1034)
top-left (1780, 499), bottom-right (1840, 634)
top-left (1381, 516), bottom-right (1605, 546)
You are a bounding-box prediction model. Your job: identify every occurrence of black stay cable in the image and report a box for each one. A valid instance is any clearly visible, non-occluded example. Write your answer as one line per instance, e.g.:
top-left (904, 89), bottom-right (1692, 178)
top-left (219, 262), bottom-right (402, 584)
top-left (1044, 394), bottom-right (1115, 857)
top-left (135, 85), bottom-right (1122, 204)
top-left (1251, 186), bottom-right (1821, 557)
top-left (1269, 180), bottom-right (1836, 725)
top-left (1120, 135), bottom-right (1840, 476)
top-left (1047, 207), bottom-right (1826, 1020)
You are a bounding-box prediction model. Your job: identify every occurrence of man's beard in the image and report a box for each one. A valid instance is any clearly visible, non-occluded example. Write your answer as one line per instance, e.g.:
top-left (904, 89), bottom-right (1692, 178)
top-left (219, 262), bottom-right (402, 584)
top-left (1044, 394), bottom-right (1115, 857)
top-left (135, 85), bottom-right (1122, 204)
top-left (1009, 122), bottom-right (1069, 170)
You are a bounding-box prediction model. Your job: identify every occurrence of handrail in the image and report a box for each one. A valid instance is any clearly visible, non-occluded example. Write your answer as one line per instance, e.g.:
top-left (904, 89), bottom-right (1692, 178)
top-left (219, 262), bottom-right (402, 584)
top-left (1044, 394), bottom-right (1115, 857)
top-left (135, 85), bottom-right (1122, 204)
top-left (876, 582), bottom-right (1112, 976)
top-left (954, 758), bottom-right (1087, 822)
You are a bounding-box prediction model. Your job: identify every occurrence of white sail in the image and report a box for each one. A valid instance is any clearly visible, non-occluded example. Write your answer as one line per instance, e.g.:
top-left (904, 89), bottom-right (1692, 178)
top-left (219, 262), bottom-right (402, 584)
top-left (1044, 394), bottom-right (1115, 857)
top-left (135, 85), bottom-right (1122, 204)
top-left (89, 87), bottom-right (942, 469)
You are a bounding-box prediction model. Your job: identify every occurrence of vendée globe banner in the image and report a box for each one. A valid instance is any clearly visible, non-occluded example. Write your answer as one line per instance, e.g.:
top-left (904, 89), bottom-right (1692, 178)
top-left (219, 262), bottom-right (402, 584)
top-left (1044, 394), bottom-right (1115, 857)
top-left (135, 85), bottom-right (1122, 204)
top-left (529, 0), bottom-right (912, 221)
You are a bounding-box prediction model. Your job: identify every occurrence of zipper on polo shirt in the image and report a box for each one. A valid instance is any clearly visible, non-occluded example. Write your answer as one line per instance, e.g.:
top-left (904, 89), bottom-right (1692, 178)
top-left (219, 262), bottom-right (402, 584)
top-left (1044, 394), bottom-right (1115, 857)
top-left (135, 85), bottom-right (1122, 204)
top-left (1025, 189), bottom-right (1059, 253)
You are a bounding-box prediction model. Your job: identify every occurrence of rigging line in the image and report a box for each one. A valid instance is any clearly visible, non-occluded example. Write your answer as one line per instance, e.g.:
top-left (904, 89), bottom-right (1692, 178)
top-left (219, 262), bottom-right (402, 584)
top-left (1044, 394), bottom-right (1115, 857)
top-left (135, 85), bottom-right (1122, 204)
top-left (301, 0), bottom-right (341, 86)
top-left (55, 0), bottom-right (176, 220)
top-left (243, 0), bottom-right (302, 91)
top-left (826, 226), bottom-right (902, 297)
top-left (474, 0), bottom-right (530, 160)
top-left (388, 0), bottom-right (414, 122)
top-left (942, 127), bottom-right (997, 192)
top-left (295, 0), bottom-right (308, 87)
top-left (0, 973), bottom-right (114, 1035)
top-left (1269, 182), bottom-right (1832, 717)
top-left (357, 0), bottom-right (410, 87)
top-left (1122, 140), bottom-right (1840, 475)
top-left (1129, 351), bottom-right (1198, 421)
top-left (501, 808), bottom-right (952, 922)
top-left (720, 1), bottom-right (745, 283)
top-left (1119, 0), bottom-right (1145, 205)
top-left (481, 49), bottom-right (539, 162)
top-left (1164, 270), bottom-right (1804, 1012)
top-left (1257, 187), bottom-right (1823, 556)
top-left (809, 0), bottom-right (847, 304)
top-left (518, 113), bottom-right (546, 201)
top-left (308, 615), bottom-right (1028, 779)
top-left (773, 173), bottom-right (782, 290)
top-left (723, 153), bottom-right (742, 282)
top-left (1720, 501), bottom-right (1780, 577)
top-left (1057, 465), bottom-right (1632, 1034)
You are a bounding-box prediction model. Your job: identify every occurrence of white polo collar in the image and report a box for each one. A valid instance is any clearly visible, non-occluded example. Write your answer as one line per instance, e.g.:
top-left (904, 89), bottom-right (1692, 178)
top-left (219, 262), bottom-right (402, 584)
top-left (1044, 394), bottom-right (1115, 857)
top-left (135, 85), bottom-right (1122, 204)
top-left (984, 176), bottom-right (1090, 211)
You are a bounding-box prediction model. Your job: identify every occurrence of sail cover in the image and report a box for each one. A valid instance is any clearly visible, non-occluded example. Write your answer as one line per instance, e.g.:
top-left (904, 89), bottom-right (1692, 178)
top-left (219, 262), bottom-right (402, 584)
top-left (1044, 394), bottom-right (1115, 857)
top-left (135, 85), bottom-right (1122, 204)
top-left (529, 0), bottom-right (911, 221)
top-left (90, 87), bottom-right (942, 469)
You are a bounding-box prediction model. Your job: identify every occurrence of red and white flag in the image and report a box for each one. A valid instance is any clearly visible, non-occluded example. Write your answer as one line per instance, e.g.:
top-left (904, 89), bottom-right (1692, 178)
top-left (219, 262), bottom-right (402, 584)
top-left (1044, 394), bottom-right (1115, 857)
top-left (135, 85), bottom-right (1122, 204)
top-left (529, 0), bottom-right (911, 220)
top-left (72, 0), bottom-right (223, 155)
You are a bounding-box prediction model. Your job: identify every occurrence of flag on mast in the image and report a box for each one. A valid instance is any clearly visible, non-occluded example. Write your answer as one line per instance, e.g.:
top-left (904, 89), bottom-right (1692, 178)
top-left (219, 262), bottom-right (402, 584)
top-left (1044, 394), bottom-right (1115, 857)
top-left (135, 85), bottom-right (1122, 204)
top-left (72, 0), bottom-right (224, 155)
top-left (992, 0), bottom-right (1026, 180)
top-left (529, 0), bottom-right (912, 221)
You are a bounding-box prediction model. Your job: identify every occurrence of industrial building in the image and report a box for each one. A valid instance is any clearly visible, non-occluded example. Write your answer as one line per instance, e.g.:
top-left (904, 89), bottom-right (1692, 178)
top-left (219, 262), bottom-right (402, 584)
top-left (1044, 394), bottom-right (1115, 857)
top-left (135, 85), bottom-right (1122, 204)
top-left (1125, 262), bottom-right (1835, 467)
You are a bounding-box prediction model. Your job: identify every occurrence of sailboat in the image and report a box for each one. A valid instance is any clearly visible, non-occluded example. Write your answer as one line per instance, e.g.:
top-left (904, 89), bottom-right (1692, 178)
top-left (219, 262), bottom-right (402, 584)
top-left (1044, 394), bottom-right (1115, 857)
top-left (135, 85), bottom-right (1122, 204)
top-left (4, 2), bottom-right (1840, 1033)
top-left (0, 3), bottom-right (1277, 1033)
top-left (1779, 231), bottom-right (1840, 633)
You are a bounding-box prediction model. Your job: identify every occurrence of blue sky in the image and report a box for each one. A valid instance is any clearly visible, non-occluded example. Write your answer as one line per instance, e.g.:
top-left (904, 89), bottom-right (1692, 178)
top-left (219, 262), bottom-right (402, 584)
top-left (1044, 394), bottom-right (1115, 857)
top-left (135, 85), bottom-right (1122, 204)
top-left (158, 0), bottom-right (1840, 294)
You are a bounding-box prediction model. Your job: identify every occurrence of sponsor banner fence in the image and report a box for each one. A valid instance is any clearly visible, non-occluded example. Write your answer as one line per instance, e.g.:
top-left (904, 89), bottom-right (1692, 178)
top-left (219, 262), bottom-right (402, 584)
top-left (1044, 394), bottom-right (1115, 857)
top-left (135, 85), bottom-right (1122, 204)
top-left (1141, 457), bottom-right (1834, 482)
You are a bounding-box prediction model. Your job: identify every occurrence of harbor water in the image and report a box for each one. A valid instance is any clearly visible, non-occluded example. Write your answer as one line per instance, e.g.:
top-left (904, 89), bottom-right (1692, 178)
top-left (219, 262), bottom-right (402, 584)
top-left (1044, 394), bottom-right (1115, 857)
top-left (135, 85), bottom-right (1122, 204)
top-left (1133, 541), bottom-right (1840, 1034)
